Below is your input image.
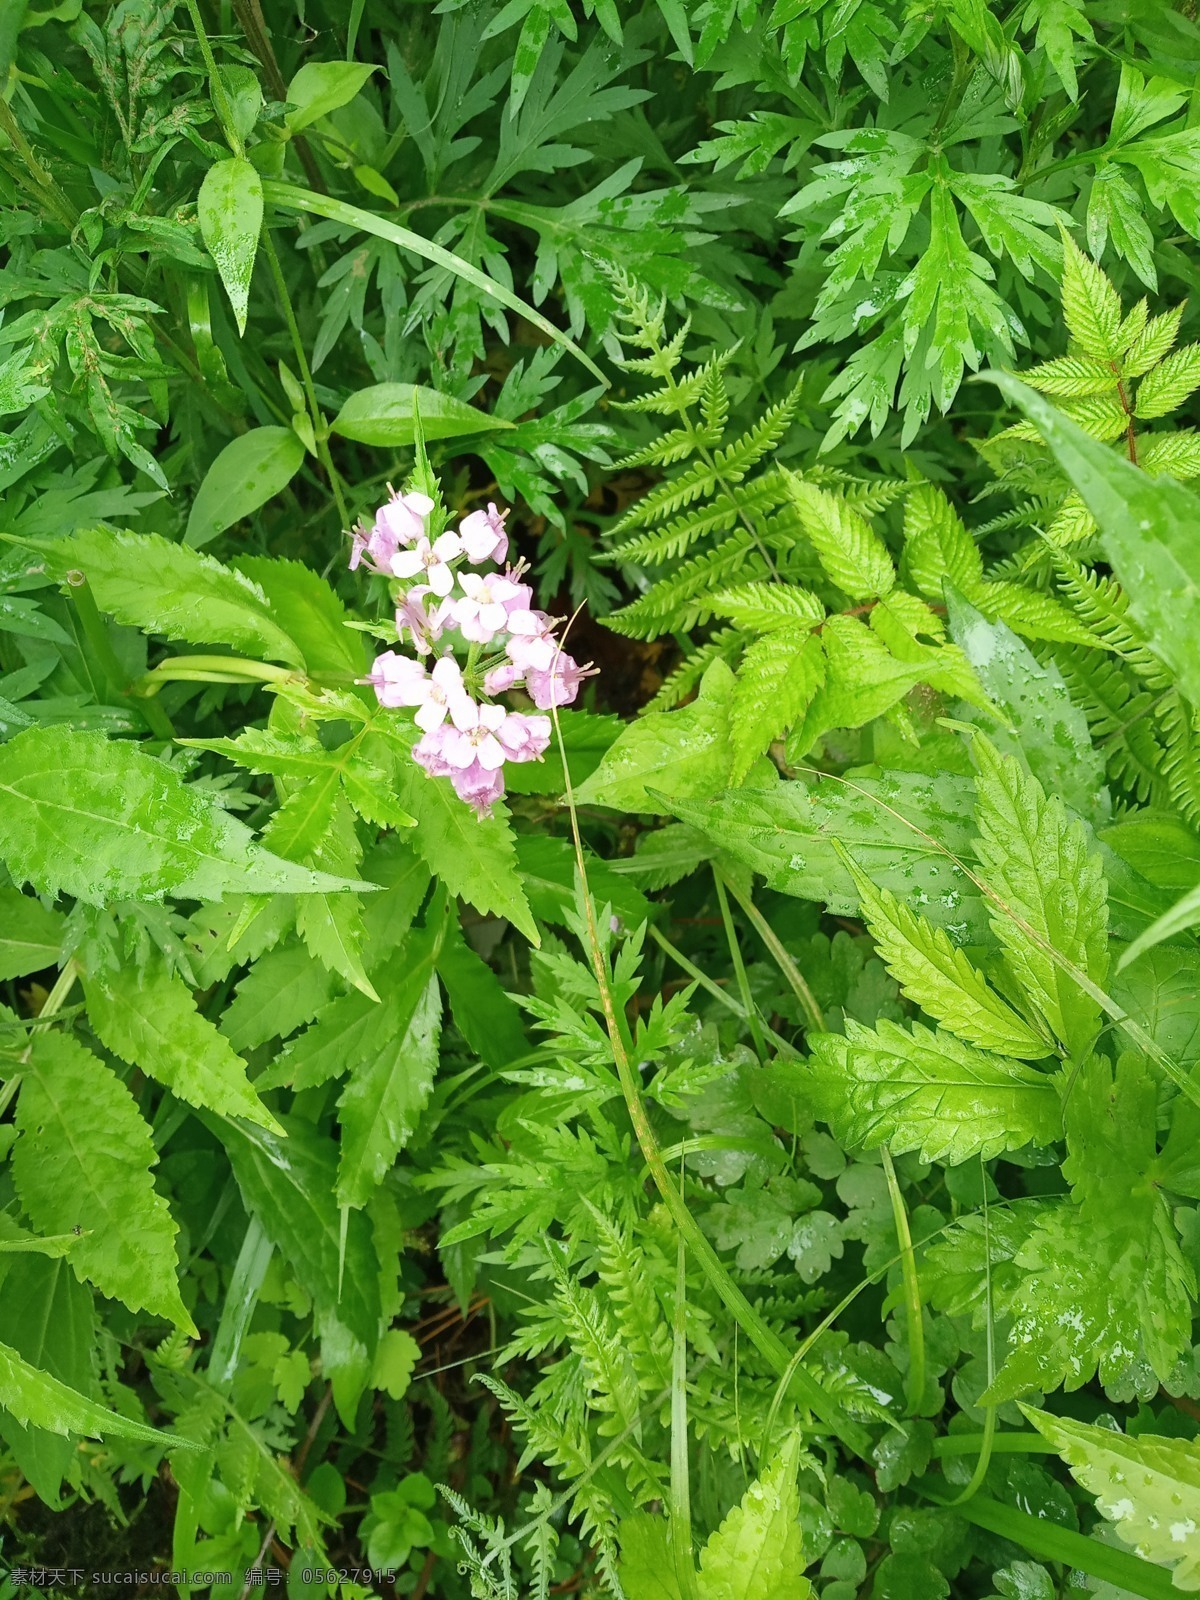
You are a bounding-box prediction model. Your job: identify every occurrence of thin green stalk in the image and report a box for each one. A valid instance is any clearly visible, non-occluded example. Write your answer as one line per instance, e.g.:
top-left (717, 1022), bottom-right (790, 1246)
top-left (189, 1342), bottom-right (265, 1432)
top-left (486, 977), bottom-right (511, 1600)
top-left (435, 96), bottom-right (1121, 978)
top-left (713, 870), bottom-right (767, 1058)
top-left (721, 874), bottom-right (824, 1034)
top-left (947, 1155), bottom-right (996, 1504)
top-left (880, 1146), bottom-right (926, 1418)
top-left (258, 225), bottom-right (351, 530)
top-left (917, 1480), bottom-right (1178, 1600)
top-left (134, 655), bottom-right (299, 692)
top-left (932, 1432), bottom-right (1055, 1457)
top-left (648, 925), bottom-right (800, 1055)
top-left (183, 0), bottom-right (243, 155)
top-left (670, 1229), bottom-right (698, 1600)
top-left (550, 666), bottom-right (873, 1460)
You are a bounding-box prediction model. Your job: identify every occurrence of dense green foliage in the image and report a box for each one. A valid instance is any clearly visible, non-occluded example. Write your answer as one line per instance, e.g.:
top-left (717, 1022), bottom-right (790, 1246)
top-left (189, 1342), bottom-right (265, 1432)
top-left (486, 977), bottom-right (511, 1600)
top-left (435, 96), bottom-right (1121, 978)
top-left (3, 2), bottom-right (1200, 1598)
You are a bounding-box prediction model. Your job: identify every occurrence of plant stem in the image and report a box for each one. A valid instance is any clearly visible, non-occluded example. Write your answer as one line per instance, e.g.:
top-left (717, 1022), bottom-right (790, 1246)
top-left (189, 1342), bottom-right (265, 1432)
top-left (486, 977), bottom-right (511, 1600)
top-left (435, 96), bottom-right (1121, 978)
top-left (552, 693), bottom-right (873, 1459)
top-left (880, 1145), bottom-right (926, 1417)
top-left (721, 875), bottom-right (824, 1033)
top-left (713, 871), bottom-right (767, 1058)
top-left (258, 223), bottom-right (352, 530)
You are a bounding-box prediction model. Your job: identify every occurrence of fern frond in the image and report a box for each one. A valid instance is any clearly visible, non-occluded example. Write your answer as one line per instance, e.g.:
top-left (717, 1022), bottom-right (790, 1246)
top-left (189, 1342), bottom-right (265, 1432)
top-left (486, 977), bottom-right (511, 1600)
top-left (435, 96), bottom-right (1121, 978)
top-left (605, 534), bottom-right (771, 637)
top-left (1052, 554), bottom-right (1167, 679)
top-left (1056, 648), bottom-right (1167, 805)
top-left (1158, 692), bottom-right (1200, 826)
top-left (708, 581), bottom-right (824, 632)
top-left (607, 476), bottom-right (788, 565)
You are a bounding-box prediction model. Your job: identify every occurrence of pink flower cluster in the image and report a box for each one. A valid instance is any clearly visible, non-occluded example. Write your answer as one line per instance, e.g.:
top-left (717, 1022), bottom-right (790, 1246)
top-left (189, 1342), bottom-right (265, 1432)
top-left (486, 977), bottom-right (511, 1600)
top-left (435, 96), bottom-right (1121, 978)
top-left (352, 489), bottom-right (588, 816)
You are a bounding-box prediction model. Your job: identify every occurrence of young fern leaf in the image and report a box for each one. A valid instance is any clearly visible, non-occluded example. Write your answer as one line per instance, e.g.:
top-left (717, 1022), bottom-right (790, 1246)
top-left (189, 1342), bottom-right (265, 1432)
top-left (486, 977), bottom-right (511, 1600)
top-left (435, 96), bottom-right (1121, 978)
top-left (842, 857), bottom-right (1052, 1059)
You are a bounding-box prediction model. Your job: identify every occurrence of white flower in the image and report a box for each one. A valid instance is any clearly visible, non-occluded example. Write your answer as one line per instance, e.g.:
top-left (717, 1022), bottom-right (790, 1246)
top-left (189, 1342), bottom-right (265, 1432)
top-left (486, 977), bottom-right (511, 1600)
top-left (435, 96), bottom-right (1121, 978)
top-left (390, 531), bottom-right (463, 596)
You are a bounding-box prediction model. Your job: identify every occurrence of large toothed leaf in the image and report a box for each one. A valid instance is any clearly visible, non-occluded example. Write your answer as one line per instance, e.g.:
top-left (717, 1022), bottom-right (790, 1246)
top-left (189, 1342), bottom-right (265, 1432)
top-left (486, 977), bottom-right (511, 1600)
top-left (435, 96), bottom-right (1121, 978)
top-left (0, 1338), bottom-right (185, 1450)
top-left (12, 1033), bottom-right (192, 1331)
top-left (8, 527), bottom-right (302, 666)
top-left (1021, 1408), bottom-right (1200, 1591)
top-left (804, 1018), bottom-right (1061, 1164)
top-left (0, 728), bottom-right (369, 905)
top-left (83, 947), bottom-right (280, 1132)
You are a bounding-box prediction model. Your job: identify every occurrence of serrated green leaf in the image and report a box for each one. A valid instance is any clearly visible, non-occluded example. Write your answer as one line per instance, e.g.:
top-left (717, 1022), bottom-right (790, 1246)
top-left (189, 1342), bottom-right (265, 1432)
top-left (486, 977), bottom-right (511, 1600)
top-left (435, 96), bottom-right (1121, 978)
top-left (804, 1018), bottom-right (1061, 1164)
top-left (947, 588), bottom-right (1108, 825)
top-left (184, 427), bottom-right (306, 549)
top-left (197, 158), bottom-right (262, 337)
top-left (695, 1430), bottom-right (810, 1600)
top-left (971, 734), bottom-right (1108, 1054)
top-left (1135, 343), bottom-right (1200, 420)
top-left (1059, 228), bottom-right (1123, 361)
top-left (708, 582), bottom-right (824, 633)
top-left (12, 1033), bottom-right (192, 1331)
top-left (389, 743), bottom-right (537, 943)
top-left (903, 483), bottom-right (984, 600)
top-left (235, 555), bottom-right (367, 681)
top-left (731, 627), bottom-right (824, 783)
top-left (990, 375), bottom-right (1200, 709)
top-left (846, 861), bottom-right (1052, 1058)
top-left (786, 476), bottom-right (895, 600)
top-left (9, 527), bottom-right (303, 666)
top-left (83, 947), bottom-right (280, 1132)
top-left (221, 942), bottom-right (338, 1055)
top-left (0, 729), bottom-right (368, 905)
top-left (991, 1053), bottom-right (1194, 1400)
top-left (337, 955), bottom-right (441, 1209)
top-left (0, 1336), bottom-right (184, 1450)
top-left (1021, 1408), bottom-right (1200, 1591)
top-left (666, 770), bottom-right (990, 940)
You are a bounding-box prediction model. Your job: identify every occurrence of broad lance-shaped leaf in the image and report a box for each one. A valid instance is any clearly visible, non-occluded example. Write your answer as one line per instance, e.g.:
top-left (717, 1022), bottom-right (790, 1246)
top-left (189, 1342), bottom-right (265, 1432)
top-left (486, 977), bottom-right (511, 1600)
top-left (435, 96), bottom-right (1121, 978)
top-left (212, 1111), bottom-right (381, 1427)
top-left (1021, 1407), bottom-right (1200, 1591)
top-left (986, 372), bottom-right (1200, 709)
top-left (667, 771), bottom-right (991, 942)
top-left (8, 526), bottom-right (303, 666)
top-left (785, 475), bottom-right (894, 600)
top-left (83, 947), bottom-right (281, 1132)
top-left (0, 728), bottom-right (370, 905)
top-left (576, 659), bottom-right (736, 814)
top-left (185, 427), bottom-right (306, 549)
top-left (198, 156), bottom-right (262, 336)
top-left (971, 733), bottom-right (1108, 1056)
top-left (0, 1255), bottom-right (94, 1506)
top-left (12, 1033), bottom-right (193, 1332)
top-left (947, 587), bottom-right (1109, 827)
top-left (0, 1338), bottom-right (186, 1450)
top-left (803, 1018), bottom-right (1061, 1165)
top-left (843, 857), bottom-right (1052, 1058)
top-left (337, 958), bottom-right (442, 1209)
top-left (0, 885), bottom-right (64, 981)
